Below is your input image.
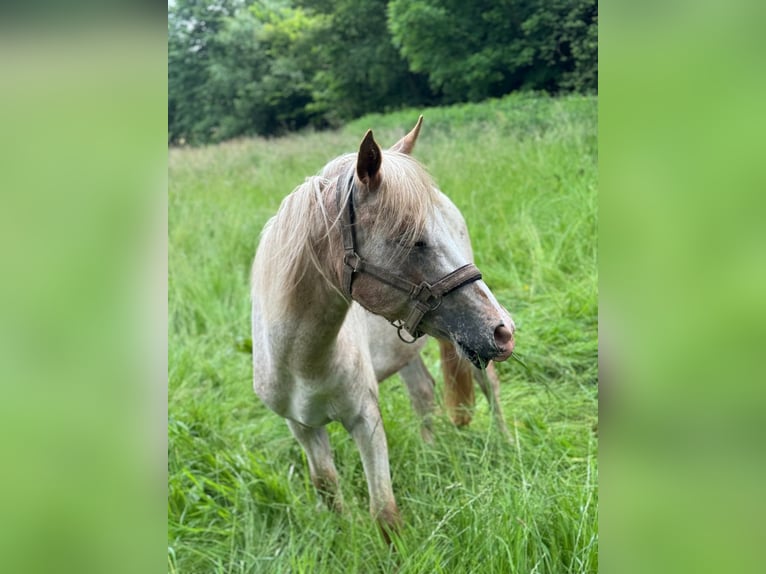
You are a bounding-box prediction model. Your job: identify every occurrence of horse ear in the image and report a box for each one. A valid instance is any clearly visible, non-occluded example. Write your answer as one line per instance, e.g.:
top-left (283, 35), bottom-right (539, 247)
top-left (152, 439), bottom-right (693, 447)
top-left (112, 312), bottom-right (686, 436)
top-left (357, 129), bottom-right (382, 187)
top-left (389, 115), bottom-right (423, 155)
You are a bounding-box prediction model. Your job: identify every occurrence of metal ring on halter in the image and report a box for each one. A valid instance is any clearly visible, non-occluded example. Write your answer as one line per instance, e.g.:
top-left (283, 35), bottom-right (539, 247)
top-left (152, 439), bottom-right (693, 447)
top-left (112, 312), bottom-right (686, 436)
top-left (392, 320), bottom-right (419, 344)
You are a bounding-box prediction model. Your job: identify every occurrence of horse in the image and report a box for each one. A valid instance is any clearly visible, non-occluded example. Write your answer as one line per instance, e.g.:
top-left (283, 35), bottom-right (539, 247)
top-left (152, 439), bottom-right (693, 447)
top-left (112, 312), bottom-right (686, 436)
top-left (250, 117), bottom-right (515, 540)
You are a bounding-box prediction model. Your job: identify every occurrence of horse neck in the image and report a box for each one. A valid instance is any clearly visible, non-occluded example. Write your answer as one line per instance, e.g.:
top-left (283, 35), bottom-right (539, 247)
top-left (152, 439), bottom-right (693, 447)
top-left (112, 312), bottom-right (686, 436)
top-left (284, 261), bottom-right (349, 373)
top-left (257, 186), bottom-right (350, 375)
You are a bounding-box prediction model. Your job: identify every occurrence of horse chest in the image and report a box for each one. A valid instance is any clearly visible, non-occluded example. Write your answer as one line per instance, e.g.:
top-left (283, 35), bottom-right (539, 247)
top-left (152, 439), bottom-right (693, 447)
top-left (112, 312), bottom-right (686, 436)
top-left (255, 367), bottom-right (362, 427)
top-left (288, 378), bottom-right (347, 426)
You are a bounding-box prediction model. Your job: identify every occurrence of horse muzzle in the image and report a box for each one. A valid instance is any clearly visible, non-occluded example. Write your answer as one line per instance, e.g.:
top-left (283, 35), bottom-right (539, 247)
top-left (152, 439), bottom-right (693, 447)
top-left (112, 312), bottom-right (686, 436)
top-left (492, 323), bottom-right (515, 362)
top-left (430, 295), bottom-right (515, 368)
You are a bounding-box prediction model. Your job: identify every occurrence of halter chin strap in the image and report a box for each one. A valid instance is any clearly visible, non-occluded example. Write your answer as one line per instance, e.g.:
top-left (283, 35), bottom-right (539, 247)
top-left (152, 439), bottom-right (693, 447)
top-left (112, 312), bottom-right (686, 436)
top-left (336, 170), bottom-right (483, 342)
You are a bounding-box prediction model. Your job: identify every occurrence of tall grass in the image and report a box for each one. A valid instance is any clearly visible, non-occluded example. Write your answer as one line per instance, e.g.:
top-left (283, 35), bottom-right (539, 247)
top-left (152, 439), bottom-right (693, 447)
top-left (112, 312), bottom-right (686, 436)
top-left (169, 93), bottom-right (598, 573)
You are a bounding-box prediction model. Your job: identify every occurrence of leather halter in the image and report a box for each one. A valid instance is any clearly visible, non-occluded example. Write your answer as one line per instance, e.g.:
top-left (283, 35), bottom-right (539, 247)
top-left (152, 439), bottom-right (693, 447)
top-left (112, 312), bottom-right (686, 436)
top-left (336, 170), bottom-right (483, 343)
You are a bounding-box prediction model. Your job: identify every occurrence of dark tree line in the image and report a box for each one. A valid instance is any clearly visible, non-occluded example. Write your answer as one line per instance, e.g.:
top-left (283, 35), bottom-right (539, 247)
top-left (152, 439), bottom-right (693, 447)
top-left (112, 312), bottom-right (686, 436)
top-left (168, 0), bottom-right (597, 144)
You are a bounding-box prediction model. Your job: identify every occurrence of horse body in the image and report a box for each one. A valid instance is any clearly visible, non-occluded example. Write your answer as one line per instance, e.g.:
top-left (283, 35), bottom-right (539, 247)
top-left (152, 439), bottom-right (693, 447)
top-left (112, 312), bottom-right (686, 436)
top-left (251, 118), bottom-right (514, 538)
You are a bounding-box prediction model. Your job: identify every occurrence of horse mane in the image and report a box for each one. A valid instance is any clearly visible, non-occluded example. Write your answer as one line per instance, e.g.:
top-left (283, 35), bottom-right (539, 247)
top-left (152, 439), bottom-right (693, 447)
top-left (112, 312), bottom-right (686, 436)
top-left (253, 150), bottom-right (438, 310)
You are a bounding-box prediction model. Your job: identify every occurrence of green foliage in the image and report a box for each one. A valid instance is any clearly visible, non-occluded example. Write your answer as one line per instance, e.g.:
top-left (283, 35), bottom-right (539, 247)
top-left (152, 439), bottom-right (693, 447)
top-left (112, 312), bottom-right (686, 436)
top-left (296, 0), bottom-right (432, 126)
top-left (168, 95), bottom-right (598, 572)
top-left (169, 0), bottom-right (322, 144)
top-left (388, 0), bottom-right (597, 100)
top-left (169, 0), bottom-right (597, 144)
top-left (168, 0), bottom-right (244, 144)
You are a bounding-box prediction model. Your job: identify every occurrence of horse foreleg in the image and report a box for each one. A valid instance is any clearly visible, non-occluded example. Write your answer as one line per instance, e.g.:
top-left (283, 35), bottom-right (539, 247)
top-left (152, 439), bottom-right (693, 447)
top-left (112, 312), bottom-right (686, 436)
top-left (286, 420), bottom-right (343, 513)
top-left (399, 356), bottom-right (436, 443)
top-left (439, 340), bottom-right (475, 427)
top-left (344, 401), bottom-right (401, 543)
top-left (473, 363), bottom-right (511, 440)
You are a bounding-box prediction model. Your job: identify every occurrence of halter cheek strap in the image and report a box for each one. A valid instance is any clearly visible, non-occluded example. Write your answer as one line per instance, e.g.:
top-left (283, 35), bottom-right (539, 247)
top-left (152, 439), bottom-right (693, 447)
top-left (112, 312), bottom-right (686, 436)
top-left (336, 170), bottom-right (483, 342)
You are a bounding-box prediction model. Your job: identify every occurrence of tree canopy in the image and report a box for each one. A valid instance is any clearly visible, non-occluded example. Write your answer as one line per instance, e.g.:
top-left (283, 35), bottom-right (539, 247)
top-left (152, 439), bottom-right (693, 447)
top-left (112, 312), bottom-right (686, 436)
top-left (168, 0), bottom-right (597, 144)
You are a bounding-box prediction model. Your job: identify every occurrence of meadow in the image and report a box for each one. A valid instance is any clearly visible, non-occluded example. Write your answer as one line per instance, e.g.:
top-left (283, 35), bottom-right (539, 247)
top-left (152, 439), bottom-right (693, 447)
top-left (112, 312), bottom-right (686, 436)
top-left (168, 94), bottom-right (598, 573)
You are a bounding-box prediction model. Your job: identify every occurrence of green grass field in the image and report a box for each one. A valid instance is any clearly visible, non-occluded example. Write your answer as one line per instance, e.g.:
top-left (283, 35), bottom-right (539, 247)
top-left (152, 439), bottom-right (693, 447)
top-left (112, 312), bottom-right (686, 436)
top-left (169, 94), bottom-right (598, 573)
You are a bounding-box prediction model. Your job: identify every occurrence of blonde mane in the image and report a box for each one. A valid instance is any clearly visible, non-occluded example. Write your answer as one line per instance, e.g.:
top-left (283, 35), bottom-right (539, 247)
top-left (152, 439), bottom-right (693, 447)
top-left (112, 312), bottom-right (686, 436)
top-left (252, 150), bottom-right (439, 310)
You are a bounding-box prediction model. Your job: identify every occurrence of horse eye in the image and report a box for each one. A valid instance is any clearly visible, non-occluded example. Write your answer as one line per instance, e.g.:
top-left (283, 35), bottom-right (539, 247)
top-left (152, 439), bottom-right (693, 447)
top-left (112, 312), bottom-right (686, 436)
top-left (396, 236), bottom-right (426, 249)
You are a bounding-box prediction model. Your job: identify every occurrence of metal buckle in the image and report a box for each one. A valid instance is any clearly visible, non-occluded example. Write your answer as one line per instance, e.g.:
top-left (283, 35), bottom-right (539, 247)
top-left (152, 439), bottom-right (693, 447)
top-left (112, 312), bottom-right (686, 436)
top-left (415, 285), bottom-right (442, 313)
top-left (343, 251), bottom-right (361, 271)
top-left (411, 281), bottom-right (441, 306)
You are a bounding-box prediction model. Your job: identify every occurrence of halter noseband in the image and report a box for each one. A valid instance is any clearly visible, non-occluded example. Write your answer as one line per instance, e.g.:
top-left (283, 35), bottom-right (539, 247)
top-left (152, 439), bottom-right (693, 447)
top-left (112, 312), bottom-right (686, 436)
top-left (336, 170), bottom-right (483, 343)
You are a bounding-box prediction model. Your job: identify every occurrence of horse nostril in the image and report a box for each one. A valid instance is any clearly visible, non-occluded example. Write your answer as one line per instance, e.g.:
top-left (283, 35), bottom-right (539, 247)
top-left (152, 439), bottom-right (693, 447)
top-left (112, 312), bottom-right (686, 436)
top-left (494, 324), bottom-right (514, 350)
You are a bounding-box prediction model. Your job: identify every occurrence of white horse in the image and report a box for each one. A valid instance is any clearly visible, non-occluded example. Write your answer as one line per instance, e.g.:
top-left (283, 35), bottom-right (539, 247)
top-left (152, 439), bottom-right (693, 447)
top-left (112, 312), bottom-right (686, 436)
top-left (250, 117), bottom-right (515, 540)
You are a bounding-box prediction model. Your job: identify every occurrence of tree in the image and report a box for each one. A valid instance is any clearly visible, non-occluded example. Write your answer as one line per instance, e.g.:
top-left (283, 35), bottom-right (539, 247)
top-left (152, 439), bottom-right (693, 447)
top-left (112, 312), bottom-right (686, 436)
top-left (207, 2), bottom-right (320, 138)
top-left (169, 0), bottom-right (323, 143)
top-left (296, 0), bottom-right (433, 125)
top-left (387, 0), bottom-right (597, 101)
top-left (168, 0), bottom-right (597, 144)
top-left (168, 0), bottom-right (245, 143)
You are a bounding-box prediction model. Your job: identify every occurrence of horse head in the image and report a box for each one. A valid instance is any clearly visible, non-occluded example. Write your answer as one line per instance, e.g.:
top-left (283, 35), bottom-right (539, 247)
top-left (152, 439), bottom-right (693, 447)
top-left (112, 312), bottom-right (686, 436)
top-left (339, 118), bottom-right (515, 368)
